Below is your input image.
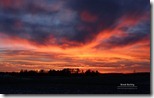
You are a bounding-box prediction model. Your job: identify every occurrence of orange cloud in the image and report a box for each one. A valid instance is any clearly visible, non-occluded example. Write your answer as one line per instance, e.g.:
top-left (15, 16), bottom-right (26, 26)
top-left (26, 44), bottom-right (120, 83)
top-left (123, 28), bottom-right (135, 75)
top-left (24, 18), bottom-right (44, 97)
top-left (0, 13), bottom-right (150, 73)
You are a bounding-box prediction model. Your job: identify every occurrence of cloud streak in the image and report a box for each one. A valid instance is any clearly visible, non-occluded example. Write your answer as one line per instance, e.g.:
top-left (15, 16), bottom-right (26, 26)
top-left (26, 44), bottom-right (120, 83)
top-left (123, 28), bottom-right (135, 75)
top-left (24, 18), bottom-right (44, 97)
top-left (0, 0), bottom-right (150, 46)
top-left (0, 0), bottom-right (150, 73)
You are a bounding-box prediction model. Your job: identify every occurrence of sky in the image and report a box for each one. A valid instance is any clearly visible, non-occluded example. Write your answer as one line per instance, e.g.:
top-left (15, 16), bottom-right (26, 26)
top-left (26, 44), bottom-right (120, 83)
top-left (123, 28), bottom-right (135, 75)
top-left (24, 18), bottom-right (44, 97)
top-left (0, 0), bottom-right (150, 73)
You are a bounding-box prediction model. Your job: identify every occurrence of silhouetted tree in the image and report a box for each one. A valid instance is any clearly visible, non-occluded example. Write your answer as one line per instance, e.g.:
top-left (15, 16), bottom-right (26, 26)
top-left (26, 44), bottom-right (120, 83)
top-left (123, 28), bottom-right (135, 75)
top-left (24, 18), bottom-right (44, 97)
top-left (48, 69), bottom-right (56, 76)
top-left (61, 68), bottom-right (71, 76)
top-left (75, 68), bottom-right (80, 74)
top-left (85, 69), bottom-right (100, 76)
top-left (28, 70), bottom-right (37, 76)
top-left (38, 69), bottom-right (46, 76)
top-left (95, 70), bottom-right (100, 75)
top-left (17, 68), bottom-right (100, 76)
top-left (85, 69), bottom-right (92, 76)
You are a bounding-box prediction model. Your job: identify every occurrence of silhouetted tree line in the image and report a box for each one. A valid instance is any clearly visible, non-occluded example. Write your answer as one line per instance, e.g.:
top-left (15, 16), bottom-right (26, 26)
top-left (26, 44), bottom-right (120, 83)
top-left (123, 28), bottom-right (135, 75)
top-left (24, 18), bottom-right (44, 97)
top-left (17, 68), bottom-right (100, 76)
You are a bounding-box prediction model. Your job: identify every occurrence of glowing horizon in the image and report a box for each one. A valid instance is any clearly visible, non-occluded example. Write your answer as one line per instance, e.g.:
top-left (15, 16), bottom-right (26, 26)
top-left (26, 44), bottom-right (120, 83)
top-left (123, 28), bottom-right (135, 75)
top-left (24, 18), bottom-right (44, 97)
top-left (0, 0), bottom-right (150, 73)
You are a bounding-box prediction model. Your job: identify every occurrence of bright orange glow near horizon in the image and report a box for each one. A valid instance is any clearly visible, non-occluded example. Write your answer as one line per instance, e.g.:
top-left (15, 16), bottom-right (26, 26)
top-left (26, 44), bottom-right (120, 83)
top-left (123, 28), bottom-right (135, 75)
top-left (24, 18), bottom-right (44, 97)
top-left (0, 0), bottom-right (150, 73)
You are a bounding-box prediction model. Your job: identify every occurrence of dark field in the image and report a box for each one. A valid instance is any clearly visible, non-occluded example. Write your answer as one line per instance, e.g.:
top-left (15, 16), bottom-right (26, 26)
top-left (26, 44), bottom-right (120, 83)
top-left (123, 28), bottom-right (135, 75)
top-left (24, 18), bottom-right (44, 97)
top-left (0, 73), bottom-right (150, 94)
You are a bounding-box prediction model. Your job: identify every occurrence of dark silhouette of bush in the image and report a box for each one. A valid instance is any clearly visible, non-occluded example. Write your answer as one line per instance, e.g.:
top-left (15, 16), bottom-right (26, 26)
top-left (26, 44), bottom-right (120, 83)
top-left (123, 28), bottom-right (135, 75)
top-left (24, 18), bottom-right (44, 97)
top-left (14, 68), bottom-right (101, 76)
top-left (61, 68), bottom-right (71, 76)
top-left (19, 70), bottom-right (38, 76)
top-left (85, 69), bottom-right (100, 76)
top-left (48, 69), bottom-right (57, 76)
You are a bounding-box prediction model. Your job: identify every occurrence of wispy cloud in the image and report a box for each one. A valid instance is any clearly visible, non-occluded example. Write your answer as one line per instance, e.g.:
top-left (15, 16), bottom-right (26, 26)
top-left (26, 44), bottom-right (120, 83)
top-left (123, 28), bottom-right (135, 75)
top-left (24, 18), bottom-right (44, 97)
top-left (0, 0), bottom-right (150, 73)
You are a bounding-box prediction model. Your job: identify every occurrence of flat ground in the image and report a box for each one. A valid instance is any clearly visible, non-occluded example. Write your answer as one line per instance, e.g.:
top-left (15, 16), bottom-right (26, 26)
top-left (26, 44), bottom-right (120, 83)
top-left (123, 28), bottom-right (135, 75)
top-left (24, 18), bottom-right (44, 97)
top-left (0, 73), bottom-right (150, 94)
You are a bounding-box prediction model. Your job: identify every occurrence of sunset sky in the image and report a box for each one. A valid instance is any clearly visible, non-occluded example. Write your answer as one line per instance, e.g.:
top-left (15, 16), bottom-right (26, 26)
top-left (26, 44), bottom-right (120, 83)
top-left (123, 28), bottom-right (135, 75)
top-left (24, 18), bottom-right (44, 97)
top-left (0, 0), bottom-right (150, 73)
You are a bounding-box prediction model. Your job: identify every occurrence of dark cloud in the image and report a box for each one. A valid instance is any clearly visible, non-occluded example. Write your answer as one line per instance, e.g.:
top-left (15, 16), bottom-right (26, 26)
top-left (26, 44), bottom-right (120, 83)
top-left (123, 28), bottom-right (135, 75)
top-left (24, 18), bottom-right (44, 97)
top-left (67, 0), bottom-right (150, 43)
top-left (95, 20), bottom-right (150, 49)
top-left (106, 33), bottom-right (148, 47)
top-left (0, 0), bottom-right (150, 47)
top-left (67, 0), bottom-right (121, 43)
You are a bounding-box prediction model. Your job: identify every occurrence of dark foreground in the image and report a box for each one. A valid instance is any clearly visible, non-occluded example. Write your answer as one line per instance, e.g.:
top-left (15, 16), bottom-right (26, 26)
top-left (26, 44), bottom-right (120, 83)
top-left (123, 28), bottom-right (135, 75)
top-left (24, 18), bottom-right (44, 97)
top-left (0, 73), bottom-right (150, 94)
